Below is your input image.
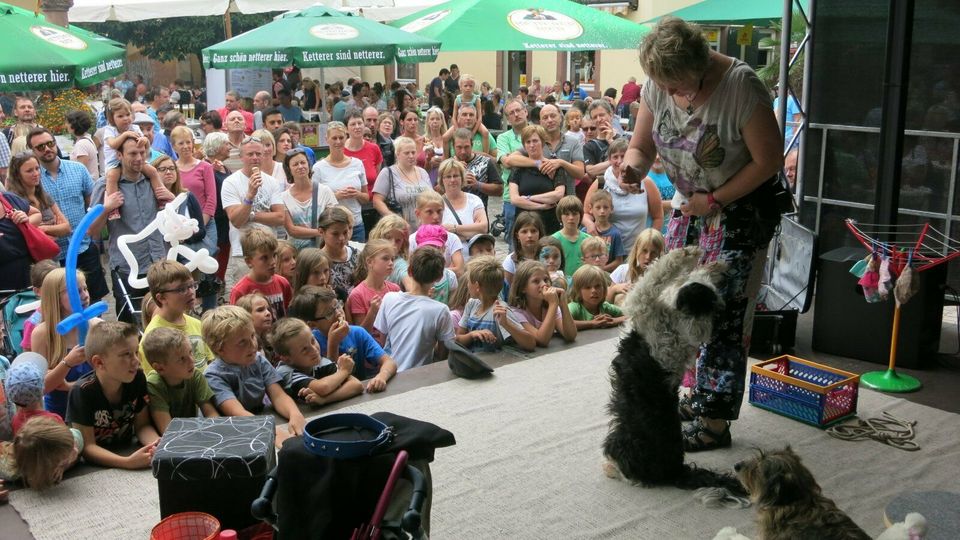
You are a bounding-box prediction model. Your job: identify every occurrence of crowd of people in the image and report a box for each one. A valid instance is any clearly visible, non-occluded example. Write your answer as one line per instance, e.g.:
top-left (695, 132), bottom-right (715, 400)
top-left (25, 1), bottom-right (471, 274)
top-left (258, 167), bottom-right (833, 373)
top-left (0, 17), bottom-right (784, 500)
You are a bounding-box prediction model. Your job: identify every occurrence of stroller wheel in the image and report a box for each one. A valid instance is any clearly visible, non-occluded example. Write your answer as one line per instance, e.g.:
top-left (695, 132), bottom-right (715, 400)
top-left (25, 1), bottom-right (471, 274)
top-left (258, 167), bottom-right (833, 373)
top-left (490, 214), bottom-right (505, 238)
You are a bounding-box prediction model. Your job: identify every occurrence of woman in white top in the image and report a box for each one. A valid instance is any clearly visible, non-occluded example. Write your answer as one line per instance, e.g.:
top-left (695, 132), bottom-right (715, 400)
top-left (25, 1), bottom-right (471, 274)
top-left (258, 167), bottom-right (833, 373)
top-left (283, 147), bottom-right (337, 250)
top-left (312, 121), bottom-right (369, 241)
top-left (252, 129), bottom-right (286, 183)
top-left (371, 136), bottom-right (432, 227)
top-left (437, 158), bottom-right (487, 243)
top-left (66, 110), bottom-right (100, 179)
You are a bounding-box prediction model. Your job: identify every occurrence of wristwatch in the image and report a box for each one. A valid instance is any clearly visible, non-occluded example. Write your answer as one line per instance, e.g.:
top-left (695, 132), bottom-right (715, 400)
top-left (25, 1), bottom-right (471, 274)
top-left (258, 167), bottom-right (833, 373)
top-left (707, 192), bottom-right (722, 211)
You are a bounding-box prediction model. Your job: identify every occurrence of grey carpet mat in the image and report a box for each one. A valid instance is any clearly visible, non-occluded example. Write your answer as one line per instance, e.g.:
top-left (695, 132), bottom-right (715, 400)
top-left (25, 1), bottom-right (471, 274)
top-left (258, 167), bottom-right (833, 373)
top-left (10, 337), bottom-right (959, 539)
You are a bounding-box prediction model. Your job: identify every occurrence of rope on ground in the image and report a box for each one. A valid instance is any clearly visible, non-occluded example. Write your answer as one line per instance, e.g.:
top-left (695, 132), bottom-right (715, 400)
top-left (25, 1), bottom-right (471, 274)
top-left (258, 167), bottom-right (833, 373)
top-left (826, 411), bottom-right (920, 451)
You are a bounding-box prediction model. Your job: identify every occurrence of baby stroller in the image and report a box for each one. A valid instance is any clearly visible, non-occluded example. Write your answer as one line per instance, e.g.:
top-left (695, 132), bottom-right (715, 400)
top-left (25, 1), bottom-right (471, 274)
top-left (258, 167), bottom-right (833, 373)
top-left (0, 288), bottom-right (38, 358)
top-left (252, 412), bottom-right (455, 540)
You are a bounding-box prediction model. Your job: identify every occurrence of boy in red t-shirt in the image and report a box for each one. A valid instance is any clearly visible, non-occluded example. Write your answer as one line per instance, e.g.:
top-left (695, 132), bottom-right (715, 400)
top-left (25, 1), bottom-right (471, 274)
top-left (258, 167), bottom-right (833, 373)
top-left (229, 228), bottom-right (293, 319)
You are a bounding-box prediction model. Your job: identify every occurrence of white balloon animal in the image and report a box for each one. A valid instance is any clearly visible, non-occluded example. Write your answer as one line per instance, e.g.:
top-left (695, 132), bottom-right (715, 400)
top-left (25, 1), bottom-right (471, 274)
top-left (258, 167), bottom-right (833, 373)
top-left (116, 192), bottom-right (219, 289)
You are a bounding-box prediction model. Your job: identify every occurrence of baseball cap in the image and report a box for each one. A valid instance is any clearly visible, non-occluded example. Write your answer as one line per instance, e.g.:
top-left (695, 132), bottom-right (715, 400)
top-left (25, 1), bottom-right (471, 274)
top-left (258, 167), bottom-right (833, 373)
top-left (5, 352), bottom-right (48, 407)
top-left (466, 233), bottom-right (496, 252)
top-left (416, 224), bottom-right (448, 249)
top-left (133, 112), bottom-right (154, 125)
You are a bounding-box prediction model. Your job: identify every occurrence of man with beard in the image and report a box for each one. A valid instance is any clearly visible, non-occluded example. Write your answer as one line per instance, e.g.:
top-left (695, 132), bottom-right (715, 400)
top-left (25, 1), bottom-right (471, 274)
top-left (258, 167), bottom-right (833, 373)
top-left (452, 128), bottom-right (501, 211)
top-left (503, 103), bottom-right (584, 196)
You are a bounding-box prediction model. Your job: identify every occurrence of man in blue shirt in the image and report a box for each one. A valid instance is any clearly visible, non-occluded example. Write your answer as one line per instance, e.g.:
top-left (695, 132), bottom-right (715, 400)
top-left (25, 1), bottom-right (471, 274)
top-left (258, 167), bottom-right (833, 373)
top-left (27, 127), bottom-right (110, 301)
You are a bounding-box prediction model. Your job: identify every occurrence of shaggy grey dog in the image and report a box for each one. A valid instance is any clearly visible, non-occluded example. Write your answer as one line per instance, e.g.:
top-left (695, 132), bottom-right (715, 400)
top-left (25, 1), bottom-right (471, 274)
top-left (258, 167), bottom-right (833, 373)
top-left (603, 246), bottom-right (744, 494)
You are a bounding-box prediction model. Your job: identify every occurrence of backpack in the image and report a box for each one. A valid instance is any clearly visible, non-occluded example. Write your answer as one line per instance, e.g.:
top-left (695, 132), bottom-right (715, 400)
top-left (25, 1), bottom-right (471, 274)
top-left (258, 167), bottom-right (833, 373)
top-left (3, 290), bottom-right (39, 357)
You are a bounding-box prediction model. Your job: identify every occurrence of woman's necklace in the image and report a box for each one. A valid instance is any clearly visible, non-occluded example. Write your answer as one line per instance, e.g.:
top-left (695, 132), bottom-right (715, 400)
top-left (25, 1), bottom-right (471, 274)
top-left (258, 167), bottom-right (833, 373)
top-left (684, 73), bottom-right (706, 115)
top-left (398, 165), bottom-right (418, 182)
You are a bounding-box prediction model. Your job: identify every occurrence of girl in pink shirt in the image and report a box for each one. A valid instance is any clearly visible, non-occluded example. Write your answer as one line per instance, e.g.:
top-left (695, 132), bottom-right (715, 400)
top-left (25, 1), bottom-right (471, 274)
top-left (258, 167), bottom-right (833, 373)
top-left (345, 240), bottom-right (400, 345)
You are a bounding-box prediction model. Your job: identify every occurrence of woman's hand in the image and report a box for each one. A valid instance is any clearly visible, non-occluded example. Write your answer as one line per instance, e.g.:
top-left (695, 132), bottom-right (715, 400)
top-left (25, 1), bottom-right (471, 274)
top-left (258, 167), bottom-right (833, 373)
top-left (335, 187), bottom-right (359, 200)
top-left (679, 192), bottom-right (714, 218)
top-left (8, 210), bottom-right (28, 224)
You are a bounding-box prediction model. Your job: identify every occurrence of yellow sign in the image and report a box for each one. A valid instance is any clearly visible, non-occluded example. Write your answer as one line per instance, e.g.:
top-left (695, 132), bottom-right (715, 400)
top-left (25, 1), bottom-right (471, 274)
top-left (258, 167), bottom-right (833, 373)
top-left (520, 74), bottom-right (527, 87)
top-left (737, 24), bottom-right (754, 46)
top-left (703, 29), bottom-right (720, 43)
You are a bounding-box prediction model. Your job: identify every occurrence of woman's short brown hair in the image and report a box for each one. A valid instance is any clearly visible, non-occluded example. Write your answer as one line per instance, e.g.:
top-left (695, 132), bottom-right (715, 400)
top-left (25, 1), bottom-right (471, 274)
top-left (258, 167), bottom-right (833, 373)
top-left (520, 124), bottom-right (547, 145)
top-left (638, 16), bottom-right (710, 85)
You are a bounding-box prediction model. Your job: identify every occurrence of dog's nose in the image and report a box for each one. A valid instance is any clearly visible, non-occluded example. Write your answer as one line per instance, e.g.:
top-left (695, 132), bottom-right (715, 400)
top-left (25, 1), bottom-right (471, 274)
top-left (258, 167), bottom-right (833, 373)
top-left (734, 461), bottom-right (744, 472)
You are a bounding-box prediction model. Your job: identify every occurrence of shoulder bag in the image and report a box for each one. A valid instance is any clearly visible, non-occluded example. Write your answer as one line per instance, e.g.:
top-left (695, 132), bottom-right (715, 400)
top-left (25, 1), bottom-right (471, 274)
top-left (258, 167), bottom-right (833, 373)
top-left (385, 167), bottom-right (403, 215)
top-left (310, 179), bottom-right (320, 247)
top-left (0, 193), bottom-right (61, 261)
top-left (441, 196), bottom-right (462, 225)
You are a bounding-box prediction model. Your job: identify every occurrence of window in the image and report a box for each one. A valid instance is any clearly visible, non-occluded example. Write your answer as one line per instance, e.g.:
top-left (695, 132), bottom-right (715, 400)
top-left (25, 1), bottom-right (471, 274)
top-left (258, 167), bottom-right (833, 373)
top-left (396, 62), bottom-right (416, 81)
top-left (569, 51), bottom-right (596, 87)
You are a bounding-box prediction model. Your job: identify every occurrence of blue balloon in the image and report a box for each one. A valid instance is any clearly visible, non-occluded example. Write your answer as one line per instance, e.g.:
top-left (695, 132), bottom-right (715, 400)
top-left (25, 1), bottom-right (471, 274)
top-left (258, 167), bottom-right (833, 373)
top-left (56, 204), bottom-right (109, 345)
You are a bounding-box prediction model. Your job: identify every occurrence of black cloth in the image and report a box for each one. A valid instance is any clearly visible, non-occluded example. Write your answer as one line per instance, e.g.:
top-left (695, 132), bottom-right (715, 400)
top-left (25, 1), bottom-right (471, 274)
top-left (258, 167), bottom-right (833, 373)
top-left (66, 370), bottom-right (148, 448)
top-left (303, 88), bottom-right (317, 111)
top-left (463, 153), bottom-right (501, 209)
top-left (429, 77), bottom-right (445, 99)
top-left (445, 76), bottom-right (460, 94)
top-left (482, 112), bottom-right (502, 131)
top-left (274, 412), bottom-right (454, 540)
top-left (377, 133), bottom-right (396, 167)
top-left (509, 166), bottom-right (562, 234)
top-left (0, 192), bottom-right (33, 291)
top-left (182, 191), bottom-right (206, 245)
top-left (211, 163), bottom-right (230, 244)
top-left (152, 416), bottom-right (276, 480)
top-left (583, 138), bottom-right (610, 168)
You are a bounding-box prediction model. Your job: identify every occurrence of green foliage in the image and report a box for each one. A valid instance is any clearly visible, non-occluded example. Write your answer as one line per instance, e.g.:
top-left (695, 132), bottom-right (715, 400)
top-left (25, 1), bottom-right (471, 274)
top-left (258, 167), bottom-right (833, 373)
top-left (756, 10), bottom-right (808, 91)
top-left (76, 13), bottom-right (279, 62)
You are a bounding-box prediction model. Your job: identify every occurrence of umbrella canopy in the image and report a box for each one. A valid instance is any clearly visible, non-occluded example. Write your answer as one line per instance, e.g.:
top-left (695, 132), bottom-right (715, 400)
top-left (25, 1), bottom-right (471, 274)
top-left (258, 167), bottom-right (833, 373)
top-left (390, 0), bottom-right (648, 52)
top-left (201, 6), bottom-right (440, 69)
top-left (0, 2), bottom-right (126, 91)
top-left (642, 0), bottom-right (809, 27)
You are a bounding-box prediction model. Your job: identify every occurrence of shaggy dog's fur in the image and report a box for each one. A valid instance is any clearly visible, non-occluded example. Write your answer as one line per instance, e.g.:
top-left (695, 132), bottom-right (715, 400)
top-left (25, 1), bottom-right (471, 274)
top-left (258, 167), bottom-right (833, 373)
top-left (603, 246), bottom-right (744, 494)
top-left (735, 447), bottom-right (870, 540)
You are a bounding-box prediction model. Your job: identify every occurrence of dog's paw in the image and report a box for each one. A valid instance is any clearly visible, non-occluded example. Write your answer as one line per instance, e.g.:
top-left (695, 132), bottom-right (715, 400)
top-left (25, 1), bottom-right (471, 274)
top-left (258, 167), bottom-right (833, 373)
top-left (602, 459), bottom-right (622, 480)
top-left (712, 527), bottom-right (751, 540)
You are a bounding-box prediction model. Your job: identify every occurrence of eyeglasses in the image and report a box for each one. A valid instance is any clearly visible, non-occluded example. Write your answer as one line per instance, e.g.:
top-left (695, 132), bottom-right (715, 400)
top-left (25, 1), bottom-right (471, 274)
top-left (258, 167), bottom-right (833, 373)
top-left (157, 282), bottom-right (199, 295)
top-left (308, 300), bottom-right (343, 322)
top-left (241, 136), bottom-right (261, 145)
top-left (33, 140), bottom-right (57, 151)
top-left (584, 253), bottom-right (608, 261)
top-left (156, 166), bottom-right (177, 173)
top-left (582, 127), bottom-right (597, 132)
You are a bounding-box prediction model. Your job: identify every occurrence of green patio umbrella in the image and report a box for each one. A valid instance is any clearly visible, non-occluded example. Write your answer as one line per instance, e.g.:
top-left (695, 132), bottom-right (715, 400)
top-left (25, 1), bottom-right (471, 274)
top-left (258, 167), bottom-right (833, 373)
top-left (201, 6), bottom-right (440, 69)
top-left (0, 2), bottom-right (126, 91)
top-left (391, 0), bottom-right (648, 52)
top-left (642, 0), bottom-right (809, 27)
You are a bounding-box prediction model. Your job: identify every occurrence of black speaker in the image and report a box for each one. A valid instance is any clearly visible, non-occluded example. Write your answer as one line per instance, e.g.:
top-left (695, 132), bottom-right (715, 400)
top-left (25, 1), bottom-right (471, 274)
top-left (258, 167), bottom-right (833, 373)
top-left (812, 247), bottom-right (945, 368)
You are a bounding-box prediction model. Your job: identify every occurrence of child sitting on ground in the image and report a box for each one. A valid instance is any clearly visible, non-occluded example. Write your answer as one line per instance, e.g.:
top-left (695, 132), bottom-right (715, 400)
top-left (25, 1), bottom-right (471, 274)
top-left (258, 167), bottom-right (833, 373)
top-left (507, 260), bottom-right (577, 348)
top-left (586, 189), bottom-right (625, 272)
top-left (230, 228), bottom-right (293, 319)
top-left (368, 214), bottom-right (412, 289)
top-left (276, 240), bottom-right (297, 286)
top-left (580, 236), bottom-right (610, 270)
top-left (288, 286), bottom-right (397, 393)
top-left (202, 306), bottom-right (305, 442)
top-left (503, 211), bottom-right (545, 284)
top-left (409, 190), bottom-right (464, 277)
top-left (319, 206), bottom-right (360, 297)
top-left (347, 240), bottom-right (400, 345)
top-left (20, 259), bottom-right (59, 353)
top-left (538, 236), bottom-right (568, 289)
top-left (551, 196), bottom-right (591, 277)
top-left (270, 318), bottom-right (362, 406)
top-left (456, 257), bottom-right (533, 352)
top-left (568, 265), bottom-right (625, 330)
top-left (140, 260), bottom-right (213, 374)
top-left (143, 328), bottom-right (219, 434)
top-left (375, 246), bottom-right (455, 372)
top-left (292, 248), bottom-right (332, 295)
top-left (608, 228), bottom-right (665, 305)
top-left (236, 292), bottom-right (277, 364)
top-left (67, 322), bottom-right (160, 469)
top-left (102, 98), bottom-right (167, 219)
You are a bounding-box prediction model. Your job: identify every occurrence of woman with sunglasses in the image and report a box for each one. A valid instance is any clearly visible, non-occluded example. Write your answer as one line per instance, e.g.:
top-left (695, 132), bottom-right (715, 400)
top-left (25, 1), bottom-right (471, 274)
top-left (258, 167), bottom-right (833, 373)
top-left (281, 148), bottom-right (337, 251)
top-left (312, 121), bottom-right (368, 241)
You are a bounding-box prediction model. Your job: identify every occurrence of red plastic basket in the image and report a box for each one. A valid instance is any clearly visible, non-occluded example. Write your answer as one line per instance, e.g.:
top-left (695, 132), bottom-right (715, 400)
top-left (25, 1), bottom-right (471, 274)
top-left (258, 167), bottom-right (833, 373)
top-left (749, 355), bottom-right (859, 428)
top-left (151, 512), bottom-right (221, 540)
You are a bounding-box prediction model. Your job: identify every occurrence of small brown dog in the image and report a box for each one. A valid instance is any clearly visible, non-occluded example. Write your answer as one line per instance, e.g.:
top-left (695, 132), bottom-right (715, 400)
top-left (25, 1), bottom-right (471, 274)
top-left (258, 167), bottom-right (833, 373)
top-left (735, 447), bottom-right (870, 540)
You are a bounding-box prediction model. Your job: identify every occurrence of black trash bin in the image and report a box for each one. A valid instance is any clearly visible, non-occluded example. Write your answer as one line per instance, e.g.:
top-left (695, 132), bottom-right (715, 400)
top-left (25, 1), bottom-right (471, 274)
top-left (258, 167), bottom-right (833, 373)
top-left (812, 246), bottom-right (945, 368)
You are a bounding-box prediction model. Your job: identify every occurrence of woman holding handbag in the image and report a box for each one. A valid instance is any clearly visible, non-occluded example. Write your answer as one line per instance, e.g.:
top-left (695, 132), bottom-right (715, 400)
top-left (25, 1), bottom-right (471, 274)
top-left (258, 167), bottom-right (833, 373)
top-left (5, 153), bottom-right (71, 243)
top-left (437, 158), bottom-right (487, 243)
top-left (0, 158), bottom-right (44, 291)
top-left (283, 147), bottom-right (337, 251)
top-left (312, 121), bottom-right (369, 242)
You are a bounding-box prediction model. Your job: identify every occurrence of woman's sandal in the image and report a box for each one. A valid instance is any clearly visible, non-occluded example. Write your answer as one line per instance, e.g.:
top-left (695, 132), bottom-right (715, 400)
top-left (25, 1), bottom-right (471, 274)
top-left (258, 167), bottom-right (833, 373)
top-left (682, 419), bottom-right (731, 452)
top-left (678, 395), bottom-right (697, 422)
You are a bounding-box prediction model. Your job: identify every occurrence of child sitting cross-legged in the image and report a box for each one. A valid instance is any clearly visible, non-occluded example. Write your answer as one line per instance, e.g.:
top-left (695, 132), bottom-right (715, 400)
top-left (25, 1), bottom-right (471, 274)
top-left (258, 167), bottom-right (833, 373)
top-left (455, 256), bottom-right (534, 352)
top-left (140, 259), bottom-right (214, 375)
top-left (269, 317), bottom-right (362, 406)
top-left (374, 246), bottom-right (456, 372)
top-left (230, 228), bottom-right (293, 319)
top-left (66, 322), bottom-right (160, 469)
top-left (550, 195), bottom-right (591, 277)
top-left (586, 189), bottom-right (626, 272)
top-left (568, 265), bottom-right (625, 330)
top-left (507, 260), bottom-right (577, 348)
top-left (201, 306), bottom-right (306, 443)
top-left (288, 286), bottom-right (397, 393)
top-left (142, 327), bottom-right (219, 435)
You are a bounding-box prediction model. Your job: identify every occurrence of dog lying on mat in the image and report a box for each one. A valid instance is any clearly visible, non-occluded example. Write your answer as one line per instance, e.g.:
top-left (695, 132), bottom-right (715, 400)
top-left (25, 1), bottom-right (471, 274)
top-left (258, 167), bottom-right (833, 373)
top-left (602, 246), bottom-right (743, 495)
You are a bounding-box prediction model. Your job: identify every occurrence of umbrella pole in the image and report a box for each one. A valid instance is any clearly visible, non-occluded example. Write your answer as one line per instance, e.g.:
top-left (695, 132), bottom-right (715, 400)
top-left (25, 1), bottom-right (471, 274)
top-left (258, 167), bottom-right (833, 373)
top-left (224, 9), bottom-right (233, 39)
top-left (860, 302), bottom-right (922, 393)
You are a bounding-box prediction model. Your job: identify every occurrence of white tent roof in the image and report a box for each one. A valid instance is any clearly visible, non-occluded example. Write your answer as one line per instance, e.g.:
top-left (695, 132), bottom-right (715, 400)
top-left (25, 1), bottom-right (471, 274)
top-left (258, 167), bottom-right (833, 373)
top-left (69, 0), bottom-right (446, 23)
